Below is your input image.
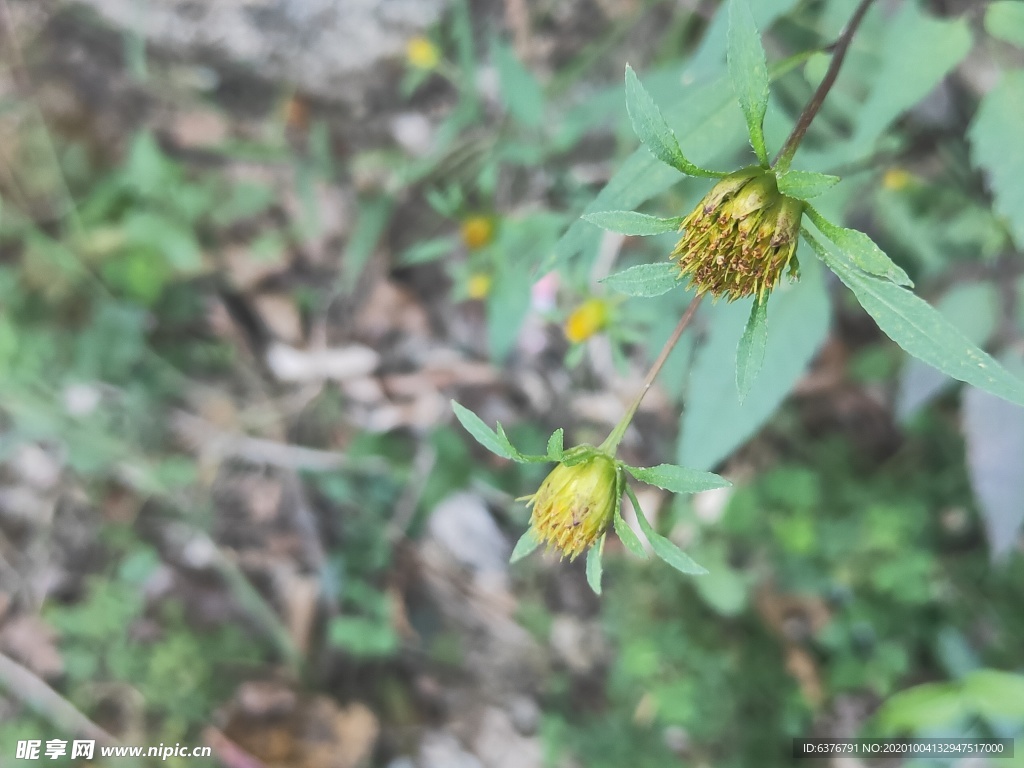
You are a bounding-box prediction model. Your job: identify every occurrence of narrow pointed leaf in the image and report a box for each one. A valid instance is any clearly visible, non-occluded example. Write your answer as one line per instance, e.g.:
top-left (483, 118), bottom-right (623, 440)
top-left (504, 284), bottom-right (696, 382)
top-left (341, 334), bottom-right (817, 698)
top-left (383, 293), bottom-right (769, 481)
top-left (806, 206), bottom-right (913, 287)
top-left (736, 294), bottom-right (768, 401)
top-left (583, 210), bottom-right (684, 236)
top-left (727, 0), bottom-right (770, 164)
top-left (585, 536), bottom-right (605, 594)
top-left (625, 463), bottom-right (730, 494)
top-left (969, 70), bottom-right (1024, 248)
top-left (452, 401), bottom-right (516, 460)
top-left (546, 428), bottom-right (564, 461)
top-left (776, 170), bottom-right (839, 200)
top-left (805, 230), bottom-right (1024, 408)
top-left (510, 527), bottom-right (542, 563)
top-left (985, 2), bottom-right (1024, 48)
top-left (628, 488), bottom-right (708, 575)
top-left (601, 262), bottom-right (681, 297)
top-left (614, 508), bottom-right (648, 559)
top-left (624, 65), bottom-right (724, 178)
top-left (495, 422), bottom-right (525, 461)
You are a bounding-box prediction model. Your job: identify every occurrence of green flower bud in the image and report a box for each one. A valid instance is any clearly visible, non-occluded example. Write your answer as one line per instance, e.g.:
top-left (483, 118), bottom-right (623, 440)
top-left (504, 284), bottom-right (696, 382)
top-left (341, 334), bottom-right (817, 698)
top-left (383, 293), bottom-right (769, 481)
top-left (525, 450), bottom-right (620, 560)
top-left (671, 168), bottom-right (804, 301)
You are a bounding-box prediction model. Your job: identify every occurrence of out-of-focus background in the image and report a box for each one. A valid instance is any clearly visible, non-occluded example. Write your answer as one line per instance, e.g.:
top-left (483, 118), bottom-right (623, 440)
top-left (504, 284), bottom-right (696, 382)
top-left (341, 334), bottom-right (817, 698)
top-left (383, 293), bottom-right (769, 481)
top-left (1, 0), bottom-right (1023, 766)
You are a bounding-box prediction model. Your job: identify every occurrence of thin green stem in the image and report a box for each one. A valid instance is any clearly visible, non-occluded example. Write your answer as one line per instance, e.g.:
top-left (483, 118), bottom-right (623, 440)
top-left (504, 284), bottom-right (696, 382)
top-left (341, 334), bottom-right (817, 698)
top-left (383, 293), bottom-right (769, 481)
top-left (772, 0), bottom-right (878, 172)
top-left (600, 293), bottom-right (704, 454)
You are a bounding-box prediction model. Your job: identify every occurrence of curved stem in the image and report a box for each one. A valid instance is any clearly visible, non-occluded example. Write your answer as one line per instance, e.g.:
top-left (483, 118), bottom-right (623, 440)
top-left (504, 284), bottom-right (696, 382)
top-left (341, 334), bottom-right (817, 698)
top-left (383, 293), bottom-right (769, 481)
top-left (600, 293), bottom-right (704, 453)
top-left (772, 0), bottom-right (878, 172)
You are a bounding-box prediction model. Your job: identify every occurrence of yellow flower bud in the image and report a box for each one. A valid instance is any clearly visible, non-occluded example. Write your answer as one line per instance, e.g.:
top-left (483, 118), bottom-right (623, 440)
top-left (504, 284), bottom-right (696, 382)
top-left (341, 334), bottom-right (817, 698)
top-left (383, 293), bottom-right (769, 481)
top-left (406, 36), bottom-right (440, 70)
top-left (564, 298), bottom-right (609, 343)
top-left (525, 452), bottom-right (620, 560)
top-left (460, 215), bottom-right (496, 250)
top-left (467, 273), bottom-right (492, 300)
top-left (671, 167), bottom-right (804, 302)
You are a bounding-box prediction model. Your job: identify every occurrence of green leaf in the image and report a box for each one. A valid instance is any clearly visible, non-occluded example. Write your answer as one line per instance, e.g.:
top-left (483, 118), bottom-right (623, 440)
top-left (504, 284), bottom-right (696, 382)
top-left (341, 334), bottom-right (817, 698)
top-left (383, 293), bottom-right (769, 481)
top-left (776, 170), bottom-right (839, 200)
top-left (601, 263), bottom-right (680, 297)
top-left (627, 488), bottom-right (707, 575)
top-left (876, 683), bottom-right (966, 733)
top-left (613, 507), bottom-right (648, 559)
top-left (624, 65), bottom-right (724, 178)
top-left (736, 294), bottom-right (768, 401)
top-left (451, 401), bottom-right (516, 460)
top-left (969, 71), bottom-right (1024, 248)
top-left (850, 5), bottom-right (971, 153)
top-left (805, 231), bottom-right (1024, 408)
top-left (510, 527), bottom-right (542, 563)
top-left (585, 536), bottom-right (605, 595)
top-left (494, 423), bottom-right (526, 462)
top-left (897, 283), bottom-right (1000, 418)
top-left (582, 210), bottom-right (683, 236)
top-left (551, 72), bottom-right (741, 267)
top-left (546, 429), bottom-right (564, 461)
top-left (679, 254), bottom-right (829, 470)
top-left (399, 236), bottom-right (457, 266)
top-left (727, 0), bottom-right (770, 164)
top-left (806, 205), bottom-right (912, 288)
top-left (494, 42), bottom-right (544, 127)
top-left (963, 669), bottom-right (1024, 720)
top-left (341, 196), bottom-right (393, 289)
top-left (985, 2), bottom-right (1024, 48)
top-left (625, 463), bottom-right (730, 494)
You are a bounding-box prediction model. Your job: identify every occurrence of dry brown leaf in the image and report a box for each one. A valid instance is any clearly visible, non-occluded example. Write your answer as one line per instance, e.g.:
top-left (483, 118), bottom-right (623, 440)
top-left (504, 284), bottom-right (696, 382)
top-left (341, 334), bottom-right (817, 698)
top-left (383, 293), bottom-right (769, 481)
top-left (169, 108), bottom-right (230, 149)
top-left (0, 614), bottom-right (63, 679)
top-left (223, 244), bottom-right (288, 292)
top-left (255, 294), bottom-right (305, 345)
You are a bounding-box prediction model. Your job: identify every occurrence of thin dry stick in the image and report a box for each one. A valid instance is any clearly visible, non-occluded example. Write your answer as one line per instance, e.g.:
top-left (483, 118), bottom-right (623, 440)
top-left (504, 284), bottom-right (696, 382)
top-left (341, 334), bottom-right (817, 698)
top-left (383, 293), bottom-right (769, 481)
top-left (772, 0), bottom-right (878, 171)
top-left (601, 293), bottom-right (704, 453)
top-left (0, 651), bottom-right (121, 747)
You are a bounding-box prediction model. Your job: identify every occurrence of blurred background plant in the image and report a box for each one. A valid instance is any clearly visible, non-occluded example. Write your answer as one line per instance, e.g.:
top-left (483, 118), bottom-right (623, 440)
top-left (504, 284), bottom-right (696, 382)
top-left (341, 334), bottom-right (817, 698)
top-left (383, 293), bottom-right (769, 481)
top-left (0, 0), bottom-right (1023, 766)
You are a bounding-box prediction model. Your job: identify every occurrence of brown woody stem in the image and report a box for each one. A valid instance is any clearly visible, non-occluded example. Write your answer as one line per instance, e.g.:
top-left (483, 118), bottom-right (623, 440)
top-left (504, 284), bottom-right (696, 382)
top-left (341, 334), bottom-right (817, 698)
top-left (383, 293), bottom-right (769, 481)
top-left (772, 0), bottom-right (877, 172)
top-left (600, 293), bottom-right (704, 453)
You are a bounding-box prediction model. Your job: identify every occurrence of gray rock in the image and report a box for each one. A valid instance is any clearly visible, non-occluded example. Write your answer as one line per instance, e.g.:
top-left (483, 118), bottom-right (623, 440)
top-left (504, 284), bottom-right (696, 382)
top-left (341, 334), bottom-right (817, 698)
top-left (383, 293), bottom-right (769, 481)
top-left (59, 0), bottom-right (448, 104)
top-left (427, 492), bottom-right (510, 576)
top-left (419, 731), bottom-right (483, 768)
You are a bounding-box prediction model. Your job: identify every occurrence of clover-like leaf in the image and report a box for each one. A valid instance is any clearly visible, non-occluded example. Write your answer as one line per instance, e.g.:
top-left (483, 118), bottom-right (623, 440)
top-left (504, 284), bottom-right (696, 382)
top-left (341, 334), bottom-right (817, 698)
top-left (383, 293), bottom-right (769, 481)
top-left (624, 65), bottom-right (725, 178)
top-left (585, 535), bottom-right (605, 594)
top-left (806, 205), bottom-right (913, 287)
top-left (625, 463), bottom-right (731, 494)
top-left (805, 230), bottom-right (1024, 408)
top-left (546, 428), bottom-right (564, 461)
top-left (601, 263), bottom-right (681, 297)
top-left (583, 210), bottom-right (684, 236)
top-left (510, 527), bottom-right (542, 563)
top-left (727, 0), bottom-right (770, 165)
top-left (627, 488), bottom-right (708, 575)
top-left (776, 170), bottom-right (840, 200)
top-left (736, 294), bottom-right (768, 401)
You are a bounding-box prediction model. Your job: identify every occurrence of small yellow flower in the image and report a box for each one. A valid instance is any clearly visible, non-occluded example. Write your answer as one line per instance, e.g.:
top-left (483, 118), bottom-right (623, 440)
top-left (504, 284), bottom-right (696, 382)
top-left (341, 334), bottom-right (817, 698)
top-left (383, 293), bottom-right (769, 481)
top-left (672, 167), bottom-right (804, 302)
top-left (467, 273), bottom-right (492, 300)
top-left (525, 452), bottom-right (620, 560)
top-left (882, 168), bottom-right (912, 191)
top-left (460, 215), bottom-right (496, 250)
top-left (564, 298), bottom-right (609, 343)
top-left (406, 36), bottom-right (440, 70)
